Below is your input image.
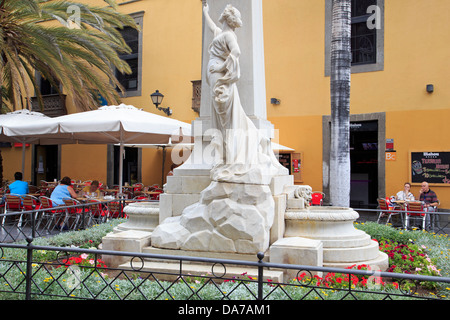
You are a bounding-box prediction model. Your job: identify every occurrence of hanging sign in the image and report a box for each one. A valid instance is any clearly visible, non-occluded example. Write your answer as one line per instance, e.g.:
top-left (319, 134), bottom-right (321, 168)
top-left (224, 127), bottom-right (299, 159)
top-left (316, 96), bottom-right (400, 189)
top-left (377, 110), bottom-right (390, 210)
top-left (385, 152), bottom-right (396, 161)
top-left (410, 151), bottom-right (450, 184)
top-left (386, 139), bottom-right (394, 151)
top-left (292, 159), bottom-right (300, 173)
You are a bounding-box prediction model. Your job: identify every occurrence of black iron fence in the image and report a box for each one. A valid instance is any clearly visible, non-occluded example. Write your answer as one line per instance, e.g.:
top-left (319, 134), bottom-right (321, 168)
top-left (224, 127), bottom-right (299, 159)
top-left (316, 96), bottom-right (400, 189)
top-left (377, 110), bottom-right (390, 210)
top-left (0, 199), bottom-right (135, 243)
top-left (0, 240), bottom-right (449, 301)
top-left (354, 207), bottom-right (450, 235)
top-left (2, 202), bottom-right (448, 245)
top-left (0, 204), bottom-right (449, 301)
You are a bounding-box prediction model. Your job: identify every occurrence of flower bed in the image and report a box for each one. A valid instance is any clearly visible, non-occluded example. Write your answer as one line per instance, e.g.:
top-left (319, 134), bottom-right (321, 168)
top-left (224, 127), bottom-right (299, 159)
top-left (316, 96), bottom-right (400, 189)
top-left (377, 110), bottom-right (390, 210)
top-left (0, 220), bottom-right (448, 300)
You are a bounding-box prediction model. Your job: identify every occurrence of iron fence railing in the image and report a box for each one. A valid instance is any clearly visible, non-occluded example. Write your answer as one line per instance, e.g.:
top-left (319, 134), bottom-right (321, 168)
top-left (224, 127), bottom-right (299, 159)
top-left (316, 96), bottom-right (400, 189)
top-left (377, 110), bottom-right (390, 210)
top-left (0, 241), bottom-right (449, 301)
top-left (0, 199), bottom-right (140, 243)
top-left (354, 207), bottom-right (450, 235)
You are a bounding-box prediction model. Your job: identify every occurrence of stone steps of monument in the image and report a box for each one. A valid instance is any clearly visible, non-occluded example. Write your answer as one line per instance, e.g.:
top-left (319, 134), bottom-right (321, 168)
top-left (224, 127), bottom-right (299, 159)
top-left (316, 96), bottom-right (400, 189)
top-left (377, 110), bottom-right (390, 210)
top-left (323, 238), bottom-right (381, 263)
top-left (142, 246), bottom-right (269, 262)
top-left (117, 260), bottom-right (285, 283)
top-left (311, 233), bottom-right (372, 248)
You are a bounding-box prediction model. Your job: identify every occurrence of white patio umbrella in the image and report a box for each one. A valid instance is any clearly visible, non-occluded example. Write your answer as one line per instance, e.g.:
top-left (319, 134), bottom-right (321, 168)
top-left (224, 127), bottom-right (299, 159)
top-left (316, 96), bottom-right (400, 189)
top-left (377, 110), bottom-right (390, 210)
top-left (0, 109), bottom-right (51, 174)
top-left (5, 104), bottom-right (192, 193)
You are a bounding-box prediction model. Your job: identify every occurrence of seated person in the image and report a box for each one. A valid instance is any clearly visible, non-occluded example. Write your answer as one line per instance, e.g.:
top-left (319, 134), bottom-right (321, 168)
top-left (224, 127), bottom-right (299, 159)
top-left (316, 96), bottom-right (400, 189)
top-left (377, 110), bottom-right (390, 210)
top-left (50, 176), bottom-right (78, 207)
top-left (82, 180), bottom-right (100, 197)
top-left (8, 172), bottom-right (29, 195)
top-left (419, 181), bottom-right (439, 211)
top-left (396, 182), bottom-right (415, 201)
top-left (416, 181), bottom-right (440, 230)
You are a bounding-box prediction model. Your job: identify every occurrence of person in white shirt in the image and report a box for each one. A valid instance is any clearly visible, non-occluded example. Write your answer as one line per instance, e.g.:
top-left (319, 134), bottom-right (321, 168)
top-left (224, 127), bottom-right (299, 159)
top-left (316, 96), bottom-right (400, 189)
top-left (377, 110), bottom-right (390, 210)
top-left (396, 182), bottom-right (415, 201)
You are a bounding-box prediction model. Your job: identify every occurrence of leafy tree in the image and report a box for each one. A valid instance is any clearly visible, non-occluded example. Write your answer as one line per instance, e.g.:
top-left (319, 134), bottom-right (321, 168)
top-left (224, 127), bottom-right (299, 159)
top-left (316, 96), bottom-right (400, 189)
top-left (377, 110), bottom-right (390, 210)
top-left (0, 0), bottom-right (138, 111)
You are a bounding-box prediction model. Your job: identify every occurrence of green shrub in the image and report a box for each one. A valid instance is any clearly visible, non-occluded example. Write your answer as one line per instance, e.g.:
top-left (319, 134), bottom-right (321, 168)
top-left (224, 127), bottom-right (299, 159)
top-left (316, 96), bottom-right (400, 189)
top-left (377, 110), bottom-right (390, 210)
top-left (354, 221), bottom-right (411, 243)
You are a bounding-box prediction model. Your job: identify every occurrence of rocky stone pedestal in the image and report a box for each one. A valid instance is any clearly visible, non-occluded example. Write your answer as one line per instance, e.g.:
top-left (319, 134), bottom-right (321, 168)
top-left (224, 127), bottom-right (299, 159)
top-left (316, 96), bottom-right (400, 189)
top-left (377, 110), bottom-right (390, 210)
top-left (151, 181), bottom-right (275, 254)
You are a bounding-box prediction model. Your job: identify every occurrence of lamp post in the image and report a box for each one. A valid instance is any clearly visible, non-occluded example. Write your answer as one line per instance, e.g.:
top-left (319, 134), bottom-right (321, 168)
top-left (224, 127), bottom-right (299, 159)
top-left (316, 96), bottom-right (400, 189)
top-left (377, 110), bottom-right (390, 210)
top-left (150, 90), bottom-right (172, 116)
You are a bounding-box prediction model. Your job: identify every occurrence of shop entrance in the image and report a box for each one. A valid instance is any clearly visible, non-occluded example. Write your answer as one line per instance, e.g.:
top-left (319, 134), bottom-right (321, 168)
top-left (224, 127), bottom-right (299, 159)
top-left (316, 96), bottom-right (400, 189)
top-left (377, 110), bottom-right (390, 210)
top-left (350, 120), bottom-right (378, 208)
top-left (33, 145), bottom-right (59, 184)
top-left (113, 146), bottom-right (139, 185)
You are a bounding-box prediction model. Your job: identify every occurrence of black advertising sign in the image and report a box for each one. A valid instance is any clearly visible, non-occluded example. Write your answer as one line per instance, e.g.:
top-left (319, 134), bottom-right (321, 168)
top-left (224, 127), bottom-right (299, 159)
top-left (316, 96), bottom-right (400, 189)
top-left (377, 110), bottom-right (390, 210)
top-left (411, 152), bottom-right (450, 184)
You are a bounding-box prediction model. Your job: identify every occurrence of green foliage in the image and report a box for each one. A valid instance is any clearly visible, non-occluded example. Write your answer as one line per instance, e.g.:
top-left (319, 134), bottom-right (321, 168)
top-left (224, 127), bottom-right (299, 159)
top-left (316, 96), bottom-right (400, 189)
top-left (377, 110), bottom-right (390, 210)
top-left (354, 221), bottom-right (412, 243)
top-left (0, 0), bottom-right (138, 111)
top-left (355, 221), bottom-right (450, 295)
top-left (1, 219), bottom-right (125, 262)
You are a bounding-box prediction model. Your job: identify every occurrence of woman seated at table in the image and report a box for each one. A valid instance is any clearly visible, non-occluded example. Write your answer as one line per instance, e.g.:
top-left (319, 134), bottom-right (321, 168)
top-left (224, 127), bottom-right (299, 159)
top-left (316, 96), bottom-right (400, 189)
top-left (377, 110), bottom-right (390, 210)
top-left (395, 182), bottom-right (415, 201)
top-left (81, 180), bottom-right (101, 197)
top-left (50, 176), bottom-right (78, 207)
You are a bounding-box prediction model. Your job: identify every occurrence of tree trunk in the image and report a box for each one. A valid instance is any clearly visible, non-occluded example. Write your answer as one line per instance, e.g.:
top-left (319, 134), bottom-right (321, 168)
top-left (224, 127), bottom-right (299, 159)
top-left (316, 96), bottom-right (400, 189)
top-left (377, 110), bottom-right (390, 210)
top-left (329, 0), bottom-right (351, 207)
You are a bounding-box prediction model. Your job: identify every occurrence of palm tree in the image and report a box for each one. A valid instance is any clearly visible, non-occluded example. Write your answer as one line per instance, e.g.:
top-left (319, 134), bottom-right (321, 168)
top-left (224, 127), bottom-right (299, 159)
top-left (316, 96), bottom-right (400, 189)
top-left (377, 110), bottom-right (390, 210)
top-left (0, 0), bottom-right (138, 112)
top-left (329, 0), bottom-right (351, 207)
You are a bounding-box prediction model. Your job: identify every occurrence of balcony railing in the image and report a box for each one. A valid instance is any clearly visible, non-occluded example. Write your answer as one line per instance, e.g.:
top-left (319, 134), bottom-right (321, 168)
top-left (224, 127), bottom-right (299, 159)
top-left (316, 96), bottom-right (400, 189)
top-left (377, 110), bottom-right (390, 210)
top-left (31, 94), bottom-right (67, 117)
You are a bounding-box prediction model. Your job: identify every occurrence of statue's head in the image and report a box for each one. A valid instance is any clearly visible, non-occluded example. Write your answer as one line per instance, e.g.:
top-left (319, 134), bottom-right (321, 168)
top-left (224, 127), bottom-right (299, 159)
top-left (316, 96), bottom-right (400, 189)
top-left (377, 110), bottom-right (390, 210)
top-left (219, 4), bottom-right (242, 29)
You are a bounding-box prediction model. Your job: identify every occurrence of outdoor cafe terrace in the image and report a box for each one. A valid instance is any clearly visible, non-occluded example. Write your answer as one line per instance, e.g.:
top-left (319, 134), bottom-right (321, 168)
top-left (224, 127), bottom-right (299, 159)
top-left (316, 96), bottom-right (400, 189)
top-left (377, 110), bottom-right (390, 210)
top-left (0, 180), bottom-right (162, 241)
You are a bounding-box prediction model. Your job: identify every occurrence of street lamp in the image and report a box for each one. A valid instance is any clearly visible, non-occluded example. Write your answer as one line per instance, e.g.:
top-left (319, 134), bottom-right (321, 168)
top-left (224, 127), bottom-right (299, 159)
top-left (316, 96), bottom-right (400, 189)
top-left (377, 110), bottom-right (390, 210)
top-left (150, 90), bottom-right (172, 116)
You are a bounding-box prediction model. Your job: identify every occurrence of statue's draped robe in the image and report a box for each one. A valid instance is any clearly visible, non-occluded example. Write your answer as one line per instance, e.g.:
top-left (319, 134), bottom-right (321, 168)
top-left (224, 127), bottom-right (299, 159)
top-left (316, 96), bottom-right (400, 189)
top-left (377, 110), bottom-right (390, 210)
top-left (207, 28), bottom-right (287, 185)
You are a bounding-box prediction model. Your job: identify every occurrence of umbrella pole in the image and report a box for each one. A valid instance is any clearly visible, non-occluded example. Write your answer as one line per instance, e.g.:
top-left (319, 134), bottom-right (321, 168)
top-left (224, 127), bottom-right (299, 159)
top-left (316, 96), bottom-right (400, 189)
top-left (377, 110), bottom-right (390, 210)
top-left (119, 142), bottom-right (124, 195)
top-left (21, 141), bottom-right (26, 176)
top-left (161, 146), bottom-right (166, 186)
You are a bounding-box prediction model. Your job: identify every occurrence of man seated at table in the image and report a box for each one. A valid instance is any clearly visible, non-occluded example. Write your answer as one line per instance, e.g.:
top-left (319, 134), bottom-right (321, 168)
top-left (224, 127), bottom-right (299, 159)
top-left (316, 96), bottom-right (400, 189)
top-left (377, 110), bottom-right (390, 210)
top-left (0, 172), bottom-right (28, 205)
top-left (419, 181), bottom-right (439, 230)
top-left (8, 172), bottom-right (29, 195)
top-left (82, 180), bottom-right (101, 197)
top-left (419, 181), bottom-right (439, 209)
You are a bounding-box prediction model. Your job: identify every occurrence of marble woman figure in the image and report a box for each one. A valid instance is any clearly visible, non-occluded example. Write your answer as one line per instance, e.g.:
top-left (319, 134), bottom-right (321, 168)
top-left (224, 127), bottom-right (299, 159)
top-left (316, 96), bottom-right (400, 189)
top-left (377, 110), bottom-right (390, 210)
top-left (203, 3), bottom-right (287, 185)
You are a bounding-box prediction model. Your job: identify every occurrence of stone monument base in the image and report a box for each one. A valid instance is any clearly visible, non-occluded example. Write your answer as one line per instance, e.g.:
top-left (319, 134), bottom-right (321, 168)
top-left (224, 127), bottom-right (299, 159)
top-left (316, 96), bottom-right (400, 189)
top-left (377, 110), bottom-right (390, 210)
top-left (271, 206), bottom-right (389, 273)
top-left (101, 182), bottom-right (389, 281)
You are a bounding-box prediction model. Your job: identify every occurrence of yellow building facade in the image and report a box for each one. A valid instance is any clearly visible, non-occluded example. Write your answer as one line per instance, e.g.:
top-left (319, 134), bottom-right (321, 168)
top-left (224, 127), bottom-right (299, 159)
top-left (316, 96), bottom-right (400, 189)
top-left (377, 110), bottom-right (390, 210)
top-left (2, 0), bottom-right (450, 208)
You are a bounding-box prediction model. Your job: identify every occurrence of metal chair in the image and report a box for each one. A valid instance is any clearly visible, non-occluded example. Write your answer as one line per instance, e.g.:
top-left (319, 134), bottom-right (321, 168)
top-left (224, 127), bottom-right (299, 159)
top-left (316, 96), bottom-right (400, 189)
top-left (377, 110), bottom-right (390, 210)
top-left (106, 201), bottom-right (123, 219)
top-left (132, 183), bottom-right (144, 197)
top-left (310, 192), bottom-right (325, 206)
top-left (22, 195), bottom-right (40, 211)
top-left (38, 196), bottom-right (65, 232)
top-left (88, 199), bottom-right (108, 224)
top-left (62, 198), bottom-right (83, 230)
top-left (376, 198), bottom-right (402, 226)
top-left (405, 201), bottom-right (426, 230)
top-left (3, 194), bottom-right (24, 227)
top-left (149, 188), bottom-right (163, 201)
top-left (22, 195), bottom-right (41, 226)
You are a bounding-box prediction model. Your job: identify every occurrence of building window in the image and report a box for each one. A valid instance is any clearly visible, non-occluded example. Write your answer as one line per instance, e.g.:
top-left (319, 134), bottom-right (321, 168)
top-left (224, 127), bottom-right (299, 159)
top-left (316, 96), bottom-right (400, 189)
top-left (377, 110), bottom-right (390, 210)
top-left (116, 11), bottom-right (143, 97)
top-left (351, 0), bottom-right (377, 65)
top-left (39, 77), bottom-right (59, 95)
top-left (191, 80), bottom-right (201, 114)
top-left (116, 26), bottom-right (139, 91)
top-left (325, 0), bottom-right (384, 75)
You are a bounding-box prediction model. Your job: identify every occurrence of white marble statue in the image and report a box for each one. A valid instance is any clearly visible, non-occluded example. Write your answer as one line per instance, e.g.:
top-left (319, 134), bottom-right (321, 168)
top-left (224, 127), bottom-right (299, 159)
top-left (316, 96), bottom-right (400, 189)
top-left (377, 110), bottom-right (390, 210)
top-left (203, 3), bottom-right (287, 185)
top-left (151, 4), bottom-right (287, 254)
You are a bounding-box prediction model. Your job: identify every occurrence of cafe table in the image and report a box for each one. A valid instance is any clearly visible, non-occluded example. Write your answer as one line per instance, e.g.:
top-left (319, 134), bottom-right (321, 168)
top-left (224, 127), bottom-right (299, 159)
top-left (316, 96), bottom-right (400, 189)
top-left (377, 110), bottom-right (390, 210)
top-left (390, 200), bottom-right (406, 209)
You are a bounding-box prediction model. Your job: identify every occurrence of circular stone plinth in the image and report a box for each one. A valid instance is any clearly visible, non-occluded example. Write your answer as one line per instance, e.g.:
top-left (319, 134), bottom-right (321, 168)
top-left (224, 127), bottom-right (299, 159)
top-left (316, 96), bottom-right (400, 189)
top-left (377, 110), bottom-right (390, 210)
top-left (284, 206), bottom-right (366, 246)
top-left (285, 206), bottom-right (359, 221)
top-left (114, 201), bottom-right (160, 233)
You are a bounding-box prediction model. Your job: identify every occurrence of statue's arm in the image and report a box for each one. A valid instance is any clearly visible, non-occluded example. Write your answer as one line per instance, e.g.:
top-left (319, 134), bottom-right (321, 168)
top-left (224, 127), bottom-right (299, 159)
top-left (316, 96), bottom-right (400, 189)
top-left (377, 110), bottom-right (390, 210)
top-left (203, 4), bottom-right (219, 34)
top-left (226, 33), bottom-right (241, 59)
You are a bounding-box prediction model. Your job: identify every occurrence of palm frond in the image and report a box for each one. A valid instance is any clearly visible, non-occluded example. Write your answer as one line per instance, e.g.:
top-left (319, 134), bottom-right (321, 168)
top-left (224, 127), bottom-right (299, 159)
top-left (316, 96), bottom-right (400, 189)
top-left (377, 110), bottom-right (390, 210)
top-left (0, 0), bottom-right (139, 111)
